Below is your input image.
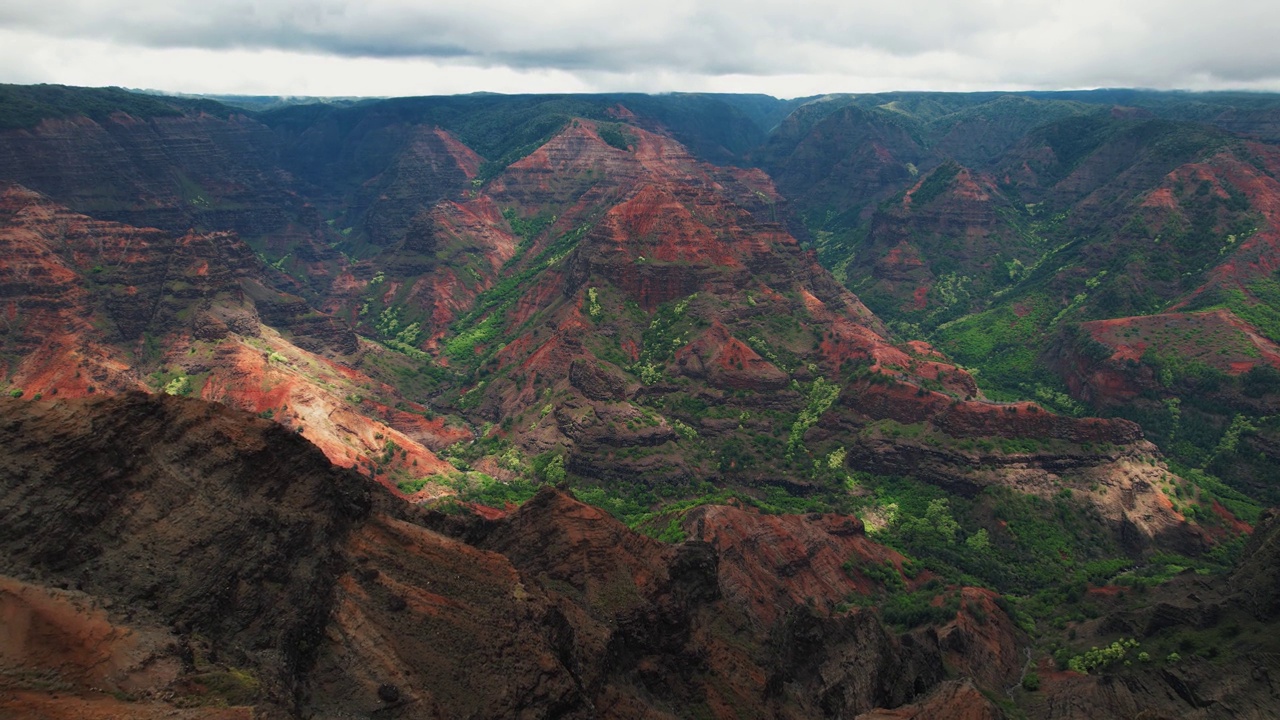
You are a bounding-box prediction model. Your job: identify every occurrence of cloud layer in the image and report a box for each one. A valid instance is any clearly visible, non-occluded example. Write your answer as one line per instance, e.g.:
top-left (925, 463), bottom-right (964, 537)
top-left (2, 0), bottom-right (1279, 96)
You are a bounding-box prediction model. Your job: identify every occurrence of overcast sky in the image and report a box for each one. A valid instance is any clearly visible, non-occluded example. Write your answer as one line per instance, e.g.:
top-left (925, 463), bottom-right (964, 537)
top-left (1, 0), bottom-right (1278, 97)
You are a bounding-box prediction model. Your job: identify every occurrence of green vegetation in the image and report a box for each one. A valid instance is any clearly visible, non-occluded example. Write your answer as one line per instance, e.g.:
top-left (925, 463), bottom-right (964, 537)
top-left (1021, 672), bottom-right (1040, 691)
top-left (442, 222), bottom-right (594, 368)
top-left (162, 375), bottom-right (193, 396)
top-left (850, 474), bottom-right (1140, 605)
top-left (502, 207), bottom-right (555, 242)
top-left (568, 480), bottom-right (848, 541)
top-left (786, 377), bottom-right (840, 459)
top-left (456, 474), bottom-right (542, 507)
top-left (841, 579), bottom-right (962, 629)
top-left (631, 294), bottom-right (702, 384)
top-left (597, 122), bottom-right (636, 151)
top-left (0, 84), bottom-right (232, 130)
top-left (401, 440), bottom-right (544, 506)
top-left (843, 557), bottom-right (905, 592)
top-left (21, 87), bottom-right (1279, 700)
top-left (909, 161), bottom-right (960, 207)
top-left (932, 296), bottom-right (1069, 405)
top-left (192, 666), bottom-right (262, 705)
top-left (542, 454), bottom-right (567, 483)
top-left (373, 306), bottom-right (427, 358)
top-left (1067, 638), bottom-right (1140, 674)
top-left (879, 583), bottom-right (961, 629)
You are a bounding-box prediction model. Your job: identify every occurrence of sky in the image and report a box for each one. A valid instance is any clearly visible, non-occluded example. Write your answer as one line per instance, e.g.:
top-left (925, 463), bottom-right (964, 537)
top-left (1, 0), bottom-right (1279, 98)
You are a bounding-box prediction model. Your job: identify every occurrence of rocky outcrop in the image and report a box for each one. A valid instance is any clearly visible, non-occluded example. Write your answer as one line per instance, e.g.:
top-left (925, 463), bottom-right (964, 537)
top-left (356, 126), bottom-right (482, 248)
top-left (845, 381), bottom-right (1143, 445)
top-left (856, 679), bottom-right (1005, 720)
top-left (240, 278), bottom-right (357, 356)
top-left (674, 322), bottom-right (789, 391)
top-left (849, 163), bottom-right (1027, 318)
top-left (1228, 509), bottom-right (1280, 620)
top-left (0, 184), bottom-right (145, 397)
top-left (682, 504), bottom-right (907, 623)
top-left (380, 118), bottom-right (1214, 550)
top-left (0, 392), bottom-right (371, 711)
top-left (568, 357), bottom-right (631, 401)
top-left (767, 607), bottom-right (946, 717)
top-left (0, 183), bottom-right (356, 357)
top-left (0, 91), bottom-right (1209, 512)
top-left (938, 588), bottom-right (1027, 690)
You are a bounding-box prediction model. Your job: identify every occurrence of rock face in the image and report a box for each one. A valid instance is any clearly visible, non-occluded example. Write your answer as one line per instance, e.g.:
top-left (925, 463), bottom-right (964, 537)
top-left (938, 588), bottom-right (1027, 690)
top-left (674, 322), bottom-right (790, 391)
top-left (568, 357), bottom-right (631, 400)
top-left (354, 126), bottom-right (483, 248)
top-left (3, 384), bottom-right (1272, 720)
top-left (849, 162), bottom-right (1029, 318)
top-left (0, 393), bottom-right (1023, 719)
top-left (856, 679), bottom-right (1005, 720)
top-left (758, 103), bottom-right (930, 227)
top-left (0, 181), bottom-right (353, 368)
top-left (1229, 509), bottom-right (1280, 621)
top-left (681, 505), bottom-right (906, 624)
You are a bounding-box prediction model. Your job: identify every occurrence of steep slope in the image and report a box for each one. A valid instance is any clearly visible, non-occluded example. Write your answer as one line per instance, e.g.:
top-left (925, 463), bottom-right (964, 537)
top-left (1014, 510), bottom-right (1280, 719)
top-left (0, 392), bottom-right (1026, 719)
top-left (946, 126), bottom-right (1280, 504)
top-left (0, 183), bottom-right (459, 488)
top-left (842, 160), bottom-right (1030, 325)
top-left (0, 393), bottom-right (370, 716)
top-left (757, 100), bottom-right (932, 232)
top-left (4, 393), bottom-right (1274, 720)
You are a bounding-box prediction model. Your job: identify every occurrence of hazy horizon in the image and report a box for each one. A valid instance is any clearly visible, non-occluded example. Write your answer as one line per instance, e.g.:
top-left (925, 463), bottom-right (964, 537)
top-left (14, 84), bottom-right (1280, 105)
top-left (2, 0), bottom-right (1278, 98)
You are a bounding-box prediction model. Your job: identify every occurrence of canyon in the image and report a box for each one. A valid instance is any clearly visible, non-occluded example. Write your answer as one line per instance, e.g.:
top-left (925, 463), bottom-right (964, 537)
top-left (2, 84), bottom-right (1280, 718)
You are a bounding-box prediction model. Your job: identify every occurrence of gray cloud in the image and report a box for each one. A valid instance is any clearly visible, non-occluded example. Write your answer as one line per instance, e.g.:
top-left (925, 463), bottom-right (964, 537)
top-left (1, 0), bottom-right (1279, 94)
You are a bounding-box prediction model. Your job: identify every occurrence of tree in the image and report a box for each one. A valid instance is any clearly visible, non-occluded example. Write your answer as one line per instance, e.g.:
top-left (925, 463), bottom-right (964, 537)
top-left (965, 528), bottom-right (990, 551)
top-left (899, 498), bottom-right (960, 547)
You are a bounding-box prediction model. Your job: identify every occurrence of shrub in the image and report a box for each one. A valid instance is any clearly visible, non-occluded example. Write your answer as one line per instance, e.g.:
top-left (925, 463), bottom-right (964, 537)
top-left (1068, 638), bottom-right (1140, 674)
top-left (1021, 671), bottom-right (1041, 691)
top-left (543, 454), bottom-right (567, 483)
top-left (881, 586), bottom-right (960, 628)
top-left (162, 375), bottom-right (192, 396)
